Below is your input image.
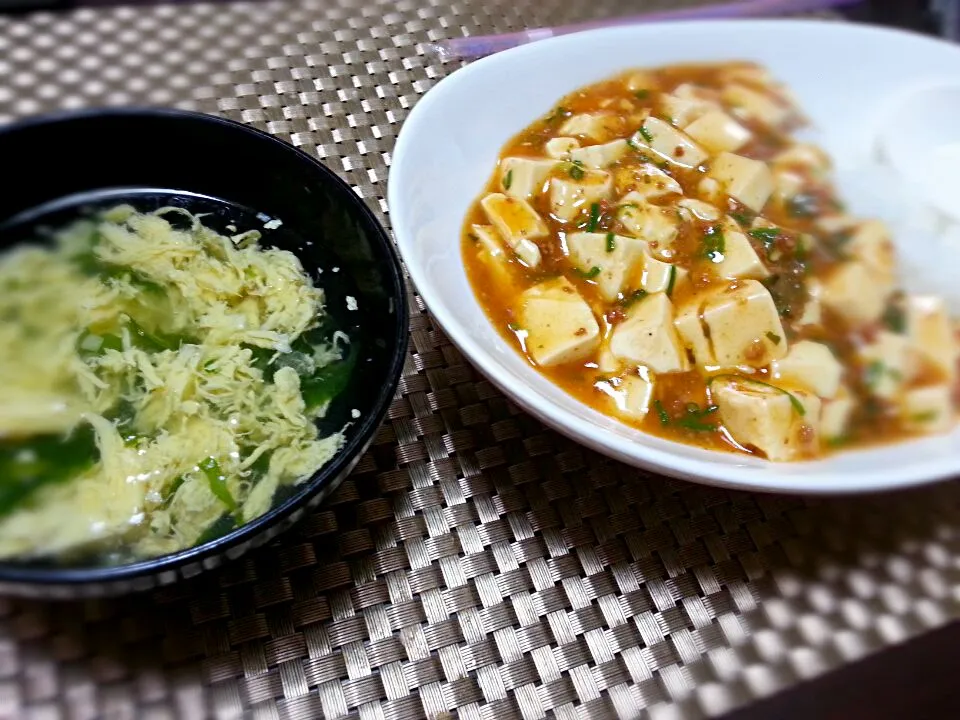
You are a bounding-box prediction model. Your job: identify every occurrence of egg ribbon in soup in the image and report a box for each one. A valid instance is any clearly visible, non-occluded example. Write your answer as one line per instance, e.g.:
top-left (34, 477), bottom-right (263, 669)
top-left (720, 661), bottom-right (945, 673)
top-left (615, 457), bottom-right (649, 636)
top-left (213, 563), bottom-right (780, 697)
top-left (0, 206), bottom-right (354, 561)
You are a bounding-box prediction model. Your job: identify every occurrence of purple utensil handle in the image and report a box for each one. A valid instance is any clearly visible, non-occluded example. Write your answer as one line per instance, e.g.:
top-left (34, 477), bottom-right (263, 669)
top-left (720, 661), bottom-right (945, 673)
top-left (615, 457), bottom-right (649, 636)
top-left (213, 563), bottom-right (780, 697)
top-left (428, 0), bottom-right (863, 61)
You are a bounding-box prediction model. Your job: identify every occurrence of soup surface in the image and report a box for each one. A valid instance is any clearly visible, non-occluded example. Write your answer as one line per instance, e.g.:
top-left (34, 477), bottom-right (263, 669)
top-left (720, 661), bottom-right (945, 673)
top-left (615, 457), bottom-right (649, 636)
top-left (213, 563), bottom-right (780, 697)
top-left (0, 206), bottom-right (352, 561)
top-left (462, 61), bottom-right (960, 461)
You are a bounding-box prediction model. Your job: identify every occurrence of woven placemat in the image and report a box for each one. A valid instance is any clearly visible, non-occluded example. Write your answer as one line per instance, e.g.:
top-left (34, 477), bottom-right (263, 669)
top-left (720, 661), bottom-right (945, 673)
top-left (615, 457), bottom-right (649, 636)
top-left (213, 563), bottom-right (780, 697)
top-left (0, 1), bottom-right (958, 718)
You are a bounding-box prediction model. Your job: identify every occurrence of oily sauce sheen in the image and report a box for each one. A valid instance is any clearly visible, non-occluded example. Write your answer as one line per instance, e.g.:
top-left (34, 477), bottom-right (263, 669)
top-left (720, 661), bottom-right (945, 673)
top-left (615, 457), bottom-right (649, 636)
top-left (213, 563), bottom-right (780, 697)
top-left (462, 62), bottom-right (960, 461)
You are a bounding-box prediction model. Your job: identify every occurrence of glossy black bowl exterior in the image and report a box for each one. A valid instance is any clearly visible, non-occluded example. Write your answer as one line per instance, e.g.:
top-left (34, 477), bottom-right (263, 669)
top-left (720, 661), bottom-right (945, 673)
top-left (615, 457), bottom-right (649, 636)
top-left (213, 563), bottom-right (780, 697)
top-left (0, 109), bottom-right (408, 597)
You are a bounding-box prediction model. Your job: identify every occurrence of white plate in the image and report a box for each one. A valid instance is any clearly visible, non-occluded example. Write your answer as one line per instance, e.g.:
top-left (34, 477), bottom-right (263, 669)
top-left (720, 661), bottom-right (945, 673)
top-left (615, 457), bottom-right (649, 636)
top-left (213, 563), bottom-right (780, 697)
top-left (388, 20), bottom-right (960, 494)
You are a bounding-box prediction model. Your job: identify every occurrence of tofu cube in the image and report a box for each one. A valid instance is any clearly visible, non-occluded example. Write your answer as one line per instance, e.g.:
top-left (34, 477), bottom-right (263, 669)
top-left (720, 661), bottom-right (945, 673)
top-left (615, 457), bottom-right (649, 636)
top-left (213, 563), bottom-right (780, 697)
top-left (609, 293), bottom-right (689, 373)
top-left (659, 90), bottom-right (716, 128)
top-left (723, 83), bottom-right (793, 128)
top-left (560, 113), bottom-right (620, 141)
top-left (701, 280), bottom-right (788, 368)
top-left (816, 214), bottom-right (858, 236)
top-left (470, 224), bottom-right (503, 258)
top-left (901, 385), bottom-right (955, 434)
top-left (617, 202), bottom-right (679, 256)
top-left (697, 177), bottom-right (724, 204)
top-left (721, 64), bottom-right (776, 88)
top-left (684, 110), bottom-right (753, 153)
top-left (674, 298), bottom-right (716, 367)
top-left (570, 139), bottom-right (629, 170)
top-left (499, 157), bottom-right (558, 200)
top-left (566, 232), bottom-right (646, 303)
top-left (821, 386), bottom-right (855, 441)
top-left (640, 253), bottom-right (676, 294)
top-left (518, 278), bottom-right (601, 367)
top-left (798, 278), bottom-right (823, 327)
top-left (469, 225), bottom-right (512, 281)
top-left (549, 171), bottom-right (613, 222)
top-left (847, 220), bottom-right (897, 283)
top-left (708, 152), bottom-right (774, 213)
top-left (772, 169), bottom-right (806, 205)
top-left (624, 71), bottom-right (659, 93)
top-left (711, 217), bottom-right (770, 281)
top-left (771, 340), bottom-right (843, 398)
top-left (712, 376), bottom-right (821, 461)
top-left (605, 371), bottom-right (656, 421)
top-left (545, 137), bottom-right (579, 159)
top-left (596, 344), bottom-right (623, 374)
top-left (614, 164), bottom-right (683, 200)
top-left (821, 261), bottom-right (890, 326)
top-left (906, 295), bottom-right (958, 384)
top-left (773, 143), bottom-right (831, 177)
top-left (633, 117), bottom-right (709, 168)
top-left (858, 330), bottom-right (909, 400)
top-left (480, 193), bottom-right (547, 268)
top-left (677, 198), bottom-right (722, 222)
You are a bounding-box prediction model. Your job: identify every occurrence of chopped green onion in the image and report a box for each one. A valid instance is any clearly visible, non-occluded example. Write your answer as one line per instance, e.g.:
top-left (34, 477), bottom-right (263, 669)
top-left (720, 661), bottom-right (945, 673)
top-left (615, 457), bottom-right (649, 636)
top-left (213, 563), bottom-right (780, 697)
top-left (685, 403), bottom-right (718, 418)
top-left (200, 457), bottom-right (238, 513)
top-left (548, 106), bottom-right (570, 123)
top-left (568, 160), bottom-right (585, 180)
top-left (619, 289), bottom-right (648, 307)
top-left (586, 202), bottom-right (601, 232)
top-left (749, 227), bottom-right (780, 241)
top-left (507, 322), bottom-right (523, 332)
top-left (676, 417), bottom-right (718, 432)
top-left (701, 227), bottom-right (725, 263)
top-left (503, 169), bottom-right (513, 190)
top-left (708, 375), bottom-right (806, 416)
top-left (656, 401), bottom-right (720, 432)
top-left (730, 211), bottom-right (753, 226)
top-left (634, 89), bottom-right (650, 100)
top-left (911, 411), bottom-right (939, 423)
top-left (766, 331), bottom-right (782, 345)
top-left (749, 227), bottom-right (780, 259)
top-left (605, 232), bottom-right (616, 253)
top-left (654, 400), bottom-right (670, 426)
top-left (638, 125), bottom-right (654, 143)
top-left (864, 360), bottom-right (886, 390)
top-left (882, 303), bottom-right (906, 334)
top-left (666, 266), bottom-right (677, 297)
top-left (577, 266), bottom-right (601, 279)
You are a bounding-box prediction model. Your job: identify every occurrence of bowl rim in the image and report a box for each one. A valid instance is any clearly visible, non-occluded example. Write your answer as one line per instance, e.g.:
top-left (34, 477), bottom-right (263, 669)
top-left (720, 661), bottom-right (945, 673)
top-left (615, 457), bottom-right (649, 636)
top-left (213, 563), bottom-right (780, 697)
top-left (0, 107), bottom-right (409, 584)
top-left (387, 18), bottom-right (960, 496)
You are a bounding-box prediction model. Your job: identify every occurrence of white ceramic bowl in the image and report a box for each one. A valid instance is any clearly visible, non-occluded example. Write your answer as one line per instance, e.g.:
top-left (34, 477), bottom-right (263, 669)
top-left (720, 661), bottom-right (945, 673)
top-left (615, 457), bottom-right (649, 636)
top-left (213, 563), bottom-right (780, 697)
top-left (389, 20), bottom-right (960, 494)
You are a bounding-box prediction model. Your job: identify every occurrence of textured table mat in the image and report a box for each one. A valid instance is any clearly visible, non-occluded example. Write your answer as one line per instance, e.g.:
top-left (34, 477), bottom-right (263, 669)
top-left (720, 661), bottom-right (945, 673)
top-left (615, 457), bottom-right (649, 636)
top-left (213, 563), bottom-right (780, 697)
top-left (0, 1), bottom-right (958, 718)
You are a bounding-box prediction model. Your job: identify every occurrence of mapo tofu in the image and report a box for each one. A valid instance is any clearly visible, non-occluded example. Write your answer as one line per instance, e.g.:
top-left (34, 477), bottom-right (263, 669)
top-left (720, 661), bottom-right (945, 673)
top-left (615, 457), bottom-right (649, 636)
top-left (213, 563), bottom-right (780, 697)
top-left (461, 62), bottom-right (959, 461)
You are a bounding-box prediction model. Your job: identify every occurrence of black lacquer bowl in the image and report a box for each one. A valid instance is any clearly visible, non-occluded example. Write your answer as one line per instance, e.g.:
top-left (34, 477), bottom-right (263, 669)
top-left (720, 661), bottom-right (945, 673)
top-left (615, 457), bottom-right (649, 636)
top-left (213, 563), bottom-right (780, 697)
top-left (0, 109), bottom-right (408, 598)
